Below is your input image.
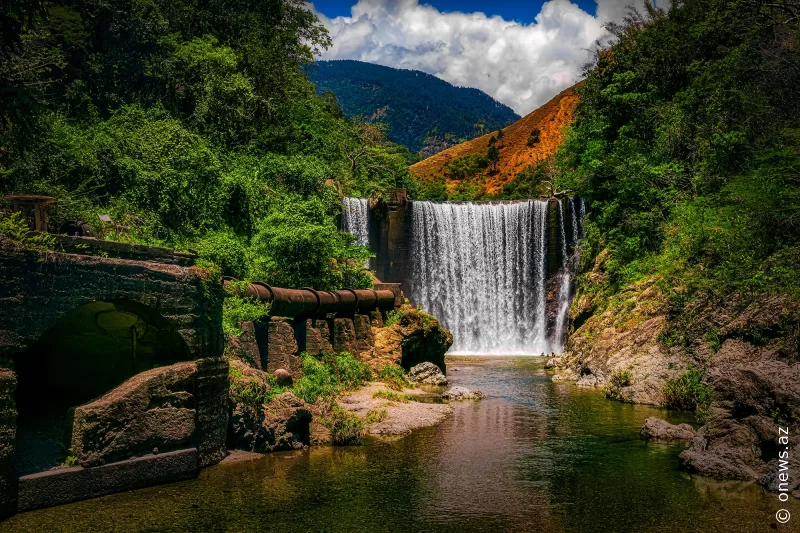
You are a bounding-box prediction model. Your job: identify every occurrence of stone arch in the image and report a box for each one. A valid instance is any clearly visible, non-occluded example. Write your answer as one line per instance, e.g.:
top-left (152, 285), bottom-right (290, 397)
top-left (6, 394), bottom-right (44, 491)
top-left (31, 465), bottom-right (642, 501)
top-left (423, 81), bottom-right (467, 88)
top-left (13, 299), bottom-right (192, 476)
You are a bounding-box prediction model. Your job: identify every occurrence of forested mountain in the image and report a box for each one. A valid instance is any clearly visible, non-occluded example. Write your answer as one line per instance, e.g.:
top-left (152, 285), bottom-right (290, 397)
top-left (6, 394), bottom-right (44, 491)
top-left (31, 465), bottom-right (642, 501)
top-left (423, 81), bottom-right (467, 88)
top-left (0, 0), bottom-right (413, 290)
top-left (306, 60), bottom-right (519, 157)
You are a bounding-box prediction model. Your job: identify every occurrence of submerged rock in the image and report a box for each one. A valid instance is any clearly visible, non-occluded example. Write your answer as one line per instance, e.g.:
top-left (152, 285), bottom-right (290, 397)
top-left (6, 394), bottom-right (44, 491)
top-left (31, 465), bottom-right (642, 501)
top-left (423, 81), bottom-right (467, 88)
top-left (408, 362), bottom-right (448, 386)
top-left (640, 417), bottom-right (696, 442)
top-left (442, 386), bottom-right (484, 401)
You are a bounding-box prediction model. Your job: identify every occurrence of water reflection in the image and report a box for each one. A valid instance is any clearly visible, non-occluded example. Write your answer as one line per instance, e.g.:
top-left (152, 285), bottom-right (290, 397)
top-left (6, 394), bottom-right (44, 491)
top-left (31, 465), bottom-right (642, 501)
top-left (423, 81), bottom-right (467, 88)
top-left (2, 358), bottom-right (797, 533)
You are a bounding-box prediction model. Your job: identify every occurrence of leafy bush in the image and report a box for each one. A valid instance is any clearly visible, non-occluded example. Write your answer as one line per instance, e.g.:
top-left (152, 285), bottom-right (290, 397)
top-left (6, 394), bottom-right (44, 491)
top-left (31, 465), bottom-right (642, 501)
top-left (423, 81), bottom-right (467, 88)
top-left (194, 230), bottom-right (249, 279)
top-left (329, 352), bottom-right (373, 390)
top-left (292, 354), bottom-right (340, 404)
top-left (0, 212), bottom-right (55, 251)
top-left (249, 194), bottom-right (373, 290)
top-left (384, 309), bottom-right (404, 327)
top-left (663, 367), bottom-right (713, 422)
top-left (378, 365), bottom-right (410, 391)
top-left (292, 352), bottom-right (371, 403)
top-left (221, 283), bottom-right (271, 337)
top-left (604, 369), bottom-right (632, 400)
top-left (324, 406), bottom-right (365, 446)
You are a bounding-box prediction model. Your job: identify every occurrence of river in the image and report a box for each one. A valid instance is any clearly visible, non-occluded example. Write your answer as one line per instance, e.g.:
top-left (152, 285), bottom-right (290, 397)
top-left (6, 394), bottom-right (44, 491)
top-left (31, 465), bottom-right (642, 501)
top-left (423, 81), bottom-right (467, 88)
top-left (3, 357), bottom-right (795, 532)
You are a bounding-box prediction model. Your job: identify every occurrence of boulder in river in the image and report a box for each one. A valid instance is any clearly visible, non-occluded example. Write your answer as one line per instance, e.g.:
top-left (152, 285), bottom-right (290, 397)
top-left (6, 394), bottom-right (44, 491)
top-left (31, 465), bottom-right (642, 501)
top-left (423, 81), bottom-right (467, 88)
top-left (408, 362), bottom-right (448, 386)
top-left (640, 417), bottom-right (696, 442)
top-left (442, 386), bottom-right (484, 401)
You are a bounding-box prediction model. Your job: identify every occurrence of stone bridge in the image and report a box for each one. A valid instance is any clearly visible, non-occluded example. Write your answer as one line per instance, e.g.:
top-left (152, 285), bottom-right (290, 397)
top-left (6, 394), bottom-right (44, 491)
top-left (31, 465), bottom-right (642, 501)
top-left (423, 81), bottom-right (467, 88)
top-left (0, 236), bottom-right (227, 516)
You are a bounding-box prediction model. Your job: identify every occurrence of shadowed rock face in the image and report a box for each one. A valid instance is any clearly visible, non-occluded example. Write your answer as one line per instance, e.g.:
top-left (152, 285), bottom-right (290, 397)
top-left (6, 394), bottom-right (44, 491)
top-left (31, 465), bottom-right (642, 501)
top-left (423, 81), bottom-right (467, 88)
top-left (552, 247), bottom-right (800, 493)
top-left (70, 362), bottom-right (198, 467)
top-left (372, 305), bottom-right (452, 374)
top-left (679, 310), bottom-right (800, 490)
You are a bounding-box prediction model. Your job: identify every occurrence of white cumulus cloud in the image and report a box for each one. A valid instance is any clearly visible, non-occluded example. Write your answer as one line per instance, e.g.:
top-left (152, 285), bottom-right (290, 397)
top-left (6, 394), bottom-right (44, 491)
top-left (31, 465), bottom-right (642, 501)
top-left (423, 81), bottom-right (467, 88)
top-left (308, 0), bottom-right (662, 115)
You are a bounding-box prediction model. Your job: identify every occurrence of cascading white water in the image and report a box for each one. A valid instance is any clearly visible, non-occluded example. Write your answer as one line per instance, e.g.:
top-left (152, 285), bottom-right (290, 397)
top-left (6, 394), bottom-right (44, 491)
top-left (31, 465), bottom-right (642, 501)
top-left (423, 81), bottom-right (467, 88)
top-left (552, 200), bottom-right (572, 353)
top-left (570, 197), bottom-right (580, 246)
top-left (409, 200), bottom-right (552, 355)
top-left (342, 197), bottom-right (370, 246)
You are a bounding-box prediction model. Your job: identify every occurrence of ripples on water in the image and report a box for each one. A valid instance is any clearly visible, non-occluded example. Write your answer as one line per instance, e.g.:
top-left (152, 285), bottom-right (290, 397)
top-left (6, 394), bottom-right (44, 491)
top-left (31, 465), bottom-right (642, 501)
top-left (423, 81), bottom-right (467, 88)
top-left (3, 358), bottom-right (796, 533)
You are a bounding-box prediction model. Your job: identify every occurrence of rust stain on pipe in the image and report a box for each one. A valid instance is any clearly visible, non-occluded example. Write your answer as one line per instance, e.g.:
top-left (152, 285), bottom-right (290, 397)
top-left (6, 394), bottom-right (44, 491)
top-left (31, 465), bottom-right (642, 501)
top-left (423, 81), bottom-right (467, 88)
top-left (224, 281), bottom-right (395, 317)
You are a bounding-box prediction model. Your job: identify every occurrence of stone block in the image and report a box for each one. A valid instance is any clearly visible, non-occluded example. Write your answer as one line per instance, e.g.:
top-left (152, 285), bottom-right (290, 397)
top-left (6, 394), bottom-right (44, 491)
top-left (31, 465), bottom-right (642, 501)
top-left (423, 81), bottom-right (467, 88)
top-left (17, 448), bottom-right (198, 512)
top-left (352, 314), bottom-right (375, 359)
top-left (70, 362), bottom-right (198, 467)
top-left (370, 310), bottom-right (384, 328)
top-left (333, 318), bottom-right (357, 354)
top-left (0, 367), bottom-right (16, 519)
top-left (195, 357), bottom-right (230, 468)
top-left (306, 319), bottom-right (332, 355)
top-left (266, 319), bottom-right (301, 375)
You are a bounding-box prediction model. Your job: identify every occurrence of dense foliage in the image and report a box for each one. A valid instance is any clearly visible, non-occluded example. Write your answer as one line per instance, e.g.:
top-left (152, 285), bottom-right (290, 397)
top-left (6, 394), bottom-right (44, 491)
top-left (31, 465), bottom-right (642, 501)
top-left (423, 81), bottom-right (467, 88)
top-left (0, 0), bottom-right (410, 289)
top-left (558, 0), bottom-right (800, 299)
top-left (307, 60), bottom-right (519, 157)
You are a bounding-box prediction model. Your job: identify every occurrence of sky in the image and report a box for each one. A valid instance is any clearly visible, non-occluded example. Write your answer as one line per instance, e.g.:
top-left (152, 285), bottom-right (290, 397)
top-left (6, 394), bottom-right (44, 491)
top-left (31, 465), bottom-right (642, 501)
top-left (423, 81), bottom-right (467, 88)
top-left (307, 0), bottom-right (669, 115)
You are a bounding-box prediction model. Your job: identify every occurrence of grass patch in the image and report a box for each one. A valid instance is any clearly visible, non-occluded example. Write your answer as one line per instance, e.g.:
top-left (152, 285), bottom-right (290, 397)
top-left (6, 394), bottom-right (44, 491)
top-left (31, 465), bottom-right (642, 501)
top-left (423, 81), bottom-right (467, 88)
top-left (372, 390), bottom-right (413, 403)
top-left (384, 309), bottom-right (403, 327)
top-left (365, 408), bottom-right (388, 424)
top-left (324, 406), bottom-right (365, 446)
top-left (292, 352), bottom-right (372, 404)
top-left (378, 365), bottom-right (411, 391)
top-left (663, 367), bottom-right (713, 423)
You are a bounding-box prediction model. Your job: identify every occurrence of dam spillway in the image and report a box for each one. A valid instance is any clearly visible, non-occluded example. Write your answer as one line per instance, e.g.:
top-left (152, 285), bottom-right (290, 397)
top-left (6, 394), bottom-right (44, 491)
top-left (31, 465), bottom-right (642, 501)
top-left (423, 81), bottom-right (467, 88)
top-left (342, 193), bottom-right (584, 355)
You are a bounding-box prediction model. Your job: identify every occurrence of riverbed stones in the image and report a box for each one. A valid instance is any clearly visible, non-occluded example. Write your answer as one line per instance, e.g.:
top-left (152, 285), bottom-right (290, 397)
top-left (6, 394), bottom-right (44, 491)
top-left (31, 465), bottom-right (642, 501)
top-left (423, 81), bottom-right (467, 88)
top-left (640, 417), bottom-right (696, 442)
top-left (408, 362), bottom-right (448, 386)
top-left (70, 362), bottom-right (198, 467)
top-left (442, 386), bottom-right (484, 400)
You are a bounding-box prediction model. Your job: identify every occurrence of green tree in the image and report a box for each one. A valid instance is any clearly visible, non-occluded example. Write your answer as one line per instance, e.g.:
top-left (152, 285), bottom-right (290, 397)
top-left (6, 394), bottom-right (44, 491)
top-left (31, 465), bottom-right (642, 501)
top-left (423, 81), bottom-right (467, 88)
top-left (487, 145), bottom-right (500, 172)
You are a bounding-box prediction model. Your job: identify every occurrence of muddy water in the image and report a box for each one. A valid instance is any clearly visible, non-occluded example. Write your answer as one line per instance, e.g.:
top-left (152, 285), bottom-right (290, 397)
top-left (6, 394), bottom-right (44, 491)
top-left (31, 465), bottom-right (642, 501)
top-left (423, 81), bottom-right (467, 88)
top-left (3, 358), bottom-right (797, 532)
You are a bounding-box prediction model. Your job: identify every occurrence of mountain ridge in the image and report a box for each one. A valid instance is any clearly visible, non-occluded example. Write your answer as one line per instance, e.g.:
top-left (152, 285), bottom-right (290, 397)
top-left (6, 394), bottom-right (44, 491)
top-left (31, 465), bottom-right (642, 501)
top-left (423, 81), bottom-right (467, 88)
top-left (307, 59), bottom-right (520, 157)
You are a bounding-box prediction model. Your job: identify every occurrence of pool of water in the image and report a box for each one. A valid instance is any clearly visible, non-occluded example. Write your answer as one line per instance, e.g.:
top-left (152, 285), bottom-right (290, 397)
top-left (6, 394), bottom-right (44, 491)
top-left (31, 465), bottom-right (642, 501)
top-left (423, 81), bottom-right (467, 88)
top-left (3, 357), bottom-right (796, 532)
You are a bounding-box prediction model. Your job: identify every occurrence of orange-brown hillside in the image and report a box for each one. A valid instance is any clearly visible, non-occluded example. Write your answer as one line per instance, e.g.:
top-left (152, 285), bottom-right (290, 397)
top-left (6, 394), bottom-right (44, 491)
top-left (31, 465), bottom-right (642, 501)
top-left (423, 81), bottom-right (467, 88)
top-left (409, 82), bottom-right (582, 194)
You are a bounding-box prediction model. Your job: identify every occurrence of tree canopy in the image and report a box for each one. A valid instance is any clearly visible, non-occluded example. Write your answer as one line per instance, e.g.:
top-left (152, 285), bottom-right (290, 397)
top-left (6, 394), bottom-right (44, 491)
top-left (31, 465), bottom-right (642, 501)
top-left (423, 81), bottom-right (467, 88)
top-left (0, 0), bottom-right (411, 289)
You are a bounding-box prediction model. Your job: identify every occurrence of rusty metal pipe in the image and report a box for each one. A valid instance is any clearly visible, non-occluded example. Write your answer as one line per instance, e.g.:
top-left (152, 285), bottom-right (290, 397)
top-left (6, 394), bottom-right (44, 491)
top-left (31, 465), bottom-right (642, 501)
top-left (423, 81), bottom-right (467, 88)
top-left (223, 280), bottom-right (396, 316)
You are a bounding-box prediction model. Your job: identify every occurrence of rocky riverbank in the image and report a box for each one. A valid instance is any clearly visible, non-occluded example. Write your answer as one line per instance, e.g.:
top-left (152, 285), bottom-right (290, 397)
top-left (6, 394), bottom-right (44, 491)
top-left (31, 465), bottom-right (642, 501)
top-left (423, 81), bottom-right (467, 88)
top-left (225, 304), bottom-right (480, 453)
top-left (548, 248), bottom-right (800, 496)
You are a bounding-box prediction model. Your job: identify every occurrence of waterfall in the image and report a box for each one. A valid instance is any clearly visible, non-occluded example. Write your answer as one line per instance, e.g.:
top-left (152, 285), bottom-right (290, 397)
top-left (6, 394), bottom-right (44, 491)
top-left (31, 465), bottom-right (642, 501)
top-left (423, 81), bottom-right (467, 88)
top-left (552, 200), bottom-right (572, 354)
top-left (570, 197), bottom-right (580, 248)
top-left (408, 200), bottom-right (551, 355)
top-left (342, 197), bottom-right (369, 247)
